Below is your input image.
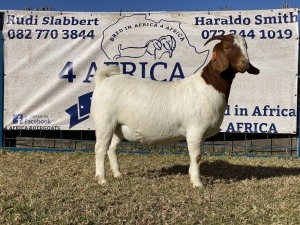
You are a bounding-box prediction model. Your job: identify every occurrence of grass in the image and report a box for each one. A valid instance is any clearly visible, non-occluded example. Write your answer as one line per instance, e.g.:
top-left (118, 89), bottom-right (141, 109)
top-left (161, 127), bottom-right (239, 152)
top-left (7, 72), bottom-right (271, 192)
top-left (1, 150), bottom-right (300, 224)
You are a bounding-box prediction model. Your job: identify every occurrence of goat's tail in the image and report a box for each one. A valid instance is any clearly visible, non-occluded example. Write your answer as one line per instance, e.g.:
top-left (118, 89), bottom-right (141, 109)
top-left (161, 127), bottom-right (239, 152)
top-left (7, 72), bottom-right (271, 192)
top-left (95, 65), bottom-right (121, 86)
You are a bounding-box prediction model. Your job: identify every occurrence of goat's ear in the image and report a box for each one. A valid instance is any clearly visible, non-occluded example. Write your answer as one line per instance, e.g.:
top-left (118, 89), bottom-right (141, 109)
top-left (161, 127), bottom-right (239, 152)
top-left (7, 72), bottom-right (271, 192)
top-left (211, 44), bottom-right (229, 73)
top-left (247, 63), bottom-right (260, 75)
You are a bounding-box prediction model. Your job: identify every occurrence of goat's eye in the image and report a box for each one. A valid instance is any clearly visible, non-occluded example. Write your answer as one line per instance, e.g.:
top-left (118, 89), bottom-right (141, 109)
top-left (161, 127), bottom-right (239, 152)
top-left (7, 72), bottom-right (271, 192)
top-left (223, 43), bottom-right (231, 50)
top-left (224, 46), bottom-right (231, 51)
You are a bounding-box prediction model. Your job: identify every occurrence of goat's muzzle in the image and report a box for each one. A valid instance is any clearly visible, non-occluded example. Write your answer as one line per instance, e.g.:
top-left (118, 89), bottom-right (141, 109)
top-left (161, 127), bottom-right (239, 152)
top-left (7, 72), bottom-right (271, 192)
top-left (236, 63), bottom-right (260, 75)
top-left (236, 59), bottom-right (259, 75)
top-left (233, 59), bottom-right (249, 73)
top-left (247, 63), bottom-right (260, 75)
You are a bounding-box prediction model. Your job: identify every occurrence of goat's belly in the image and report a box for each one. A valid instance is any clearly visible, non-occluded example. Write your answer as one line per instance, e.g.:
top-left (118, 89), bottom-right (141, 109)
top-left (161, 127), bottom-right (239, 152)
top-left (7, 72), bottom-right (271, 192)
top-left (203, 126), bottom-right (220, 139)
top-left (117, 125), bottom-right (185, 145)
top-left (203, 113), bottom-right (225, 139)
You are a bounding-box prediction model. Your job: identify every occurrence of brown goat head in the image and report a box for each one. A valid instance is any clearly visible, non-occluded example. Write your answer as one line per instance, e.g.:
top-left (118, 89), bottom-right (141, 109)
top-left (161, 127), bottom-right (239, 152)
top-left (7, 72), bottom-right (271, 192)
top-left (204, 34), bottom-right (259, 75)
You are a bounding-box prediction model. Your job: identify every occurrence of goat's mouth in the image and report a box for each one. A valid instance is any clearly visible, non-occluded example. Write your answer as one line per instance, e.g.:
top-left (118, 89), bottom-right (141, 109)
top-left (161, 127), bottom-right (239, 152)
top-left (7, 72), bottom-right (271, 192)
top-left (235, 65), bottom-right (249, 73)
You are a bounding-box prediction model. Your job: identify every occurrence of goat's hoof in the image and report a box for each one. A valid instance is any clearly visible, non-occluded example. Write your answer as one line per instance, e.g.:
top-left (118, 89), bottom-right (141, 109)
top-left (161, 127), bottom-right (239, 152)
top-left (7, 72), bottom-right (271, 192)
top-left (191, 178), bottom-right (204, 188)
top-left (95, 175), bottom-right (107, 185)
top-left (113, 172), bottom-right (123, 179)
top-left (97, 179), bottom-right (107, 185)
top-left (192, 182), bottom-right (204, 188)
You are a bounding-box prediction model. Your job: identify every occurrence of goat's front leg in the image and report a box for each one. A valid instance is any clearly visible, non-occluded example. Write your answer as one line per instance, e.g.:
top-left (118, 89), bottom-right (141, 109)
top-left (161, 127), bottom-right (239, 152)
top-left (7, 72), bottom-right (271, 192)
top-left (187, 134), bottom-right (204, 188)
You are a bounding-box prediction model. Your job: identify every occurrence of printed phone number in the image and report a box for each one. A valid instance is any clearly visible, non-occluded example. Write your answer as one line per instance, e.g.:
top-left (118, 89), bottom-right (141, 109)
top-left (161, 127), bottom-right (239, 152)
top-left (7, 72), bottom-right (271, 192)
top-left (201, 29), bottom-right (293, 39)
top-left (7, 29), bottom-right (95, 39)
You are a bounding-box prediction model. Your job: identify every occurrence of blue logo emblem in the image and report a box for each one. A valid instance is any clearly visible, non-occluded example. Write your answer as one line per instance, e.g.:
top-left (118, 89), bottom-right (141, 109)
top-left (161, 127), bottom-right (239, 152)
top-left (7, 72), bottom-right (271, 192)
top-left (13, 114), bottom-right (23, 124)
top-left (65, 92), bottom-right (93, 128)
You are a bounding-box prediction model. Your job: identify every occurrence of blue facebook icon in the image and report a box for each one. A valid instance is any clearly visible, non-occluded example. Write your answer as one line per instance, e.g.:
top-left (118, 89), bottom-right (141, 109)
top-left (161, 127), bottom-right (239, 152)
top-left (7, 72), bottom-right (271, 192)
top-left (13, 114), bottom-right (23, 124)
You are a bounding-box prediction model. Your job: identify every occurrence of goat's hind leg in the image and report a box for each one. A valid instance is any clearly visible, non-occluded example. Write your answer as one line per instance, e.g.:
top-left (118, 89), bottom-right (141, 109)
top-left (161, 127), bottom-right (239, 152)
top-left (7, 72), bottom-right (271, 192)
top-left (95, 130), bottom-right (113, 185)
top-left (107, 133), bottom-right (123, 178)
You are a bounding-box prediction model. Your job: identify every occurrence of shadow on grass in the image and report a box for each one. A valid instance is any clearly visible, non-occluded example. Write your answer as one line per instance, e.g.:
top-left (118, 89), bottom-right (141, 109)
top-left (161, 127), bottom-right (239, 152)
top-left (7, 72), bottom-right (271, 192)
top-left (158, 160), bottom-right (300, 181)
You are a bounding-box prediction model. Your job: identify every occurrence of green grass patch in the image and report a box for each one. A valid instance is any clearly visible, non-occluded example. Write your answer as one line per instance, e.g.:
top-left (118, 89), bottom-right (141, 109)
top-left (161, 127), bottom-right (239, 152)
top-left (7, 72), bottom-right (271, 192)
top-left (1, 150), bottom-right (300, 224)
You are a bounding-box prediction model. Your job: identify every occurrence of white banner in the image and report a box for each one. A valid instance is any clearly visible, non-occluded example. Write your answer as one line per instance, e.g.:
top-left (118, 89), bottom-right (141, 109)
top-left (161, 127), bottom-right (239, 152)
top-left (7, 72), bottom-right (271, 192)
top-left (2, 9), bottom-right (299, 133)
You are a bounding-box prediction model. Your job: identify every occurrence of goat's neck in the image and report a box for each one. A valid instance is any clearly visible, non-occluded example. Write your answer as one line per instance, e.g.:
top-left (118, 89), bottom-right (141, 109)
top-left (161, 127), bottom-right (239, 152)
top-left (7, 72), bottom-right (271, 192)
top-left (201, 61), bottom-right (236, 101)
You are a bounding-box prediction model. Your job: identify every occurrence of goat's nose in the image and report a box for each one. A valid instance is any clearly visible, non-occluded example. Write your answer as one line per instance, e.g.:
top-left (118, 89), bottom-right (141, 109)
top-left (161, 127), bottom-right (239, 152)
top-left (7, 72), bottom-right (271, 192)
top-left (242, 59), bottom-right (250, 69)
top-left (242, 59), bottom-right (249, 65)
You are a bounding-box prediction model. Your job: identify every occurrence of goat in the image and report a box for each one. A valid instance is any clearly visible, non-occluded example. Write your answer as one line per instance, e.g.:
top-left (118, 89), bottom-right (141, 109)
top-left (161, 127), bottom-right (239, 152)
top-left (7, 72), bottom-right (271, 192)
top-left (91, 34), bottom-right (260, 188)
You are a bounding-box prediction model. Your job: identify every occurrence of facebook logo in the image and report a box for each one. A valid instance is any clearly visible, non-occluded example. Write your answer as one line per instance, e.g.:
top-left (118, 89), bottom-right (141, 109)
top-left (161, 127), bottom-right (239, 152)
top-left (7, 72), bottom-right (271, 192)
top-left (13, 114), bottom-right (23, 124)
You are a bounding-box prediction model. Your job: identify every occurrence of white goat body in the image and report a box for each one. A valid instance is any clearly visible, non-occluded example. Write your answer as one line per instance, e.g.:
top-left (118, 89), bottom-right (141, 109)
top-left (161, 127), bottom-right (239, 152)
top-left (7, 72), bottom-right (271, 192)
top-left (91, 34), bottom-right (259, 188)
top-left (92, 67), bottom-right (226, 145)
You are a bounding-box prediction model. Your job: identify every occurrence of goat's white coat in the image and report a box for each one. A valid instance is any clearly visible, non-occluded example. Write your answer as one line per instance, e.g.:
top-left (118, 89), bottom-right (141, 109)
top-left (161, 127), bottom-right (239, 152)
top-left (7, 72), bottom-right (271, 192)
top-left (233, 35), bottom-right (249, 61)
top-left (91, 66), bottom-right (226, 187)
top-left (92, 69), bottom-right (226, 143)
top-left (91, 34), bottom-right (255, 188)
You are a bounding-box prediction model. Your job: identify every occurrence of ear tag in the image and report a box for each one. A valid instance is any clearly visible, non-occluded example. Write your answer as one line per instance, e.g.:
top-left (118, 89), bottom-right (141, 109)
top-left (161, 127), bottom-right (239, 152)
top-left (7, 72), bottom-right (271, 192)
top-left (212, 51), bottom-right (217, 61)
